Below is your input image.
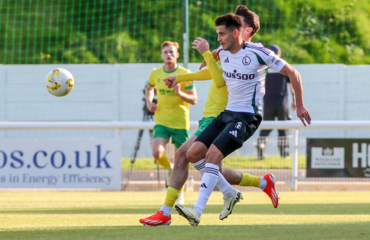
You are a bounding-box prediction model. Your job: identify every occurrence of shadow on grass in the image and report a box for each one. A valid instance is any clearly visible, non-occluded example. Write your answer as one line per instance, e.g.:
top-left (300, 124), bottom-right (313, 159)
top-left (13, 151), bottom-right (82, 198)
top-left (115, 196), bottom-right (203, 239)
top-left (1, 203), bottom-right (369, 215)
top-left (0, 222), bottom-right (369, 240)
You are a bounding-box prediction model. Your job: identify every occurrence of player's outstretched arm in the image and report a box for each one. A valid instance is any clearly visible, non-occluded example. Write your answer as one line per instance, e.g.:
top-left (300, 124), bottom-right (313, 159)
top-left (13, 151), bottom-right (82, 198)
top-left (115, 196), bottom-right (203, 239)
top-left (193, 37), bottom-right (225, 88)
top-left (163, 69), bottom-right (213, 89)
top-left (280, 63), bottom-right (311, 126)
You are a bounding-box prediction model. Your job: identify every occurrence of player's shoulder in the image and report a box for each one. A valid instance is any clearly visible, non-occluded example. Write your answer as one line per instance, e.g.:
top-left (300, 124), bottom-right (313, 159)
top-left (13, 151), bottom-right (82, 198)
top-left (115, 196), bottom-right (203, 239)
top-left (244, 42), bottom-right (272, 56)
top-left (150, 67), bottom-right (162, 74)
top-left (176, 66), bottom-right (191, 73)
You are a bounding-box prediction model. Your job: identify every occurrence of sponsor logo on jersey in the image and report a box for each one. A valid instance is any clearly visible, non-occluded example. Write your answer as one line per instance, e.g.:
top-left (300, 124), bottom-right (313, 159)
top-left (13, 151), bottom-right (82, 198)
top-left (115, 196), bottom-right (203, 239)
top-left (224, 69), bottom-right (255, 80)
top-left (159, 89), bottom-right (177, 96)
top-left (242, 56), bottom-right (251, 66)
top-left (224, 57), bottom-right (229, 63)
top-left (274, 59), bottom-right (281, 66)
top-left (229, 130), bottom-right (237, 137)
top-left (235, 122), bottom-right (242, 129)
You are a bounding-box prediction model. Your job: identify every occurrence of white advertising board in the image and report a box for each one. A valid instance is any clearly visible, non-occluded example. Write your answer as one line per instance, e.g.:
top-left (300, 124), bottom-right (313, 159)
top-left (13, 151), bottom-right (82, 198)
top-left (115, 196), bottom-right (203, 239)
top-left (0, 139), bottom-right (121, 190)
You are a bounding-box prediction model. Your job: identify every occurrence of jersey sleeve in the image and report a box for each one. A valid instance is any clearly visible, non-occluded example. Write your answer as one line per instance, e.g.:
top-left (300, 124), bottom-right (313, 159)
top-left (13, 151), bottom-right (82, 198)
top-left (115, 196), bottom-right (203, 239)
top-left (183, 80), bottom-right (194, 90)
top-left (202, 50), bottom-right (225, 88)
top-left (261, 51), bottom-right (287, 72)
top-left (176, 69), bottom-right (212, 82)
top-left (148, 69), bottom-right (156, 87)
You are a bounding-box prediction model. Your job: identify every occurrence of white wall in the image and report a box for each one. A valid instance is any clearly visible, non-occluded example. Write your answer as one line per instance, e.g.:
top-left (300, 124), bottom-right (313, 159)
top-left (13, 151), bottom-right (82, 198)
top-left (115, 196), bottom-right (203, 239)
top-left (1, 63), bottom-right (370, 157)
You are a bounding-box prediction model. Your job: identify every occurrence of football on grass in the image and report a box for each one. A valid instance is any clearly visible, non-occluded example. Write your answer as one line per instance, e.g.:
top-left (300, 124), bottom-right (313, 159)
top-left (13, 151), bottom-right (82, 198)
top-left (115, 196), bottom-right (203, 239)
top-left (45, 68), bottom-right (74, 97)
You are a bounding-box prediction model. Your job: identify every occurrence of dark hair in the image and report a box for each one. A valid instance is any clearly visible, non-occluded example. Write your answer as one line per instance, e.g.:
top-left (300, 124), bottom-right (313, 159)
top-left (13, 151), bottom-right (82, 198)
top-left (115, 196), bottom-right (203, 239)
top-left (215, 13), bottom-right (242, 32)
top-left (234, 5), bottom-right (260, 37)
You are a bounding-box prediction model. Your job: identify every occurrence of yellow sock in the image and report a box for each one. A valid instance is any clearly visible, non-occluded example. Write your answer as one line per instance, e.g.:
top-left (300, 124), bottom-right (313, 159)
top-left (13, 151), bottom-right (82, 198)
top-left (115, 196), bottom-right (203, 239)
top-left (239, 173), bottom-right (261, 188)
top-left (155, 154), bottom-right (171, 170)
top-left (179, 184), bottom-right (185, 193)
top-left (164, 187), bottom-right (179, 207)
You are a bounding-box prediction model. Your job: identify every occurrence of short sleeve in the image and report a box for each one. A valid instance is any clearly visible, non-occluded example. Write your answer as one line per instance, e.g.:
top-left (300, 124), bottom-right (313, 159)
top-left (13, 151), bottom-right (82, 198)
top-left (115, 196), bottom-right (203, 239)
top-left (184, 81), bottom-right (194, 90)
top-left (148, 69), bottom-right (156, 87)
top-left (263, 51), bottom-right (287, 72)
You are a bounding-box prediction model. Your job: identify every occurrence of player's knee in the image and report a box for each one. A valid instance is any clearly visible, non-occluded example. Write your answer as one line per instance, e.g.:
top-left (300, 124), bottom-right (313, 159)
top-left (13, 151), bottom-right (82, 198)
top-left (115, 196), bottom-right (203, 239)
top-left (152, 149), bottom-right (164, 160)
top-left (205, 149), bottom-right (223, 164)
top-left (175, 148), bottom-right (188, 164)
top-left (186, 148), bottom-right (199, 163)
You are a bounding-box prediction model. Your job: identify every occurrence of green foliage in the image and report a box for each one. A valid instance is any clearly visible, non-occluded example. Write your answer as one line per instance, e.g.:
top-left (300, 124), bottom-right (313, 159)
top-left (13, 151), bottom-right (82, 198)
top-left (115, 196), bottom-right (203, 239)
top-left (1, 0), bottom-right (369, 64)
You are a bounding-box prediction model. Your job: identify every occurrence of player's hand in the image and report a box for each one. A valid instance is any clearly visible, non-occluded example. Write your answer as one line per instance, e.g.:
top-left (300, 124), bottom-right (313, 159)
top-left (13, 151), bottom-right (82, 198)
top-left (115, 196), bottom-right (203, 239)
top-left (173, 84), bottom-right (180, 94)
top-left (199, 60), bottom-right (207, 70)
top-left (296, 106), bottom-right (311, 126)
top-left (163, 75), bottom-right (178, 88)
top-left (192, 37), bottom-right (209, 54)
top-left (146, 102), bottom-right (157, 113)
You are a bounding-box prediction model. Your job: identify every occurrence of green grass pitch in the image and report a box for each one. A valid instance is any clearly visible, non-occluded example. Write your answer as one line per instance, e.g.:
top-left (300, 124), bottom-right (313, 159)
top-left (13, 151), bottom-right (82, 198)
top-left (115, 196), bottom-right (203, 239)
top-left (1, 191), bottom-right (370, 240)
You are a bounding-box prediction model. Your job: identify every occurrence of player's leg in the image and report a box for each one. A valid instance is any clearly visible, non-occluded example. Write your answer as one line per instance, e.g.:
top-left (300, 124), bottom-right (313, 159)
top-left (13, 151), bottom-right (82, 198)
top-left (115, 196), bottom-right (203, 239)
top-left (187, 117), bottom-right (239, 200)
top-left (176, 118), bottom-right (246, 225)
top-left (277, 104), bottom-right (290, 158)
top-left (139, 119), bottom-right (213, 226)
top-left (152, 125), bottom-right (172, 171)
top-left (257, 106), bottom-right (275, 159)
top-left (162, 129), bottom-right (191, 208)
top-left (221, 167), bottom-right (279, 208)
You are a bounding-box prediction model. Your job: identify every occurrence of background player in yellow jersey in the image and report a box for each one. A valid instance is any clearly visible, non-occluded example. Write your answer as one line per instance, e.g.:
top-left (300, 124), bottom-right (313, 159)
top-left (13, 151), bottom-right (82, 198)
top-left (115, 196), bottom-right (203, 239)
top-left (145, 41), bottom-right (197, 202)
top-left (140, 6), bottom-right (279, 227)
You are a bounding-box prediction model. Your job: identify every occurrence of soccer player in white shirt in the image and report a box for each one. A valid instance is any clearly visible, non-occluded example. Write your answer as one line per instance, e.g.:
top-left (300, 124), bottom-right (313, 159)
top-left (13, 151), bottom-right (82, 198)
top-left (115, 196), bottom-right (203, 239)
top-left (174, 13), bottom-right (311, 227)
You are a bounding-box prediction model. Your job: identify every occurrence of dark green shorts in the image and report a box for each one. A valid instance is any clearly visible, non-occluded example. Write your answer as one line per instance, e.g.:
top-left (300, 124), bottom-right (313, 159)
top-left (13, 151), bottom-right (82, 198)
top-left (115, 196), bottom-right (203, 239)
top-left (153, 124), bottom-right (189, 148)
top-left (194, 117), bottom-right (216, 136)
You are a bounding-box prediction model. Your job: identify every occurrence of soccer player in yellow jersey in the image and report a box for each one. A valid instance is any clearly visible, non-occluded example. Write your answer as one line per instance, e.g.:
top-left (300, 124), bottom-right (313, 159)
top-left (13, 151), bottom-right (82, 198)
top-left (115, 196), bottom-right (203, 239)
top-left (145, 41), bottom-right (197, 201)
top-left (140, 6), bottom-right (280, 227)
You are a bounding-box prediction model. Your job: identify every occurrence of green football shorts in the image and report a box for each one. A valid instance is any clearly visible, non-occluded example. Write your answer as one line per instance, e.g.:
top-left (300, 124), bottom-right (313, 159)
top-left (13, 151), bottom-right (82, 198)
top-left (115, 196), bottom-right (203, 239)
top-left (153, 124), bottom-right (189, 148)
top-left (194, 117), bottom-right (216, 136)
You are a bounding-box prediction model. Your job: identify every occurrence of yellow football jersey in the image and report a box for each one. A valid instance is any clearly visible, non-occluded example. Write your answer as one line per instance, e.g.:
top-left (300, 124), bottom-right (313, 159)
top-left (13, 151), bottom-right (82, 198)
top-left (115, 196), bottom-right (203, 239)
top-left (202, 80), bottom-right (228, 118)
top-left (148, 66), bottom-right (193, 129)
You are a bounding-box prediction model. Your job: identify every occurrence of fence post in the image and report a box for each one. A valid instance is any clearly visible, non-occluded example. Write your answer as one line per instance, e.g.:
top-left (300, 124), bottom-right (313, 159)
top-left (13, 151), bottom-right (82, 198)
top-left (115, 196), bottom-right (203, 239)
top-left (291, 128), bottom-right (299, 191)
top-left (182, 0), bottom-right (189, 69)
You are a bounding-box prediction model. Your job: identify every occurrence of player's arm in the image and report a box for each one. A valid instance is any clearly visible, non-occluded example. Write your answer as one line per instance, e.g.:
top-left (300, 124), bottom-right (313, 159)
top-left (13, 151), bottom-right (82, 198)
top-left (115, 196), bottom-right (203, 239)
top-left (280, 63), bottom-right (310, 126)
top-left (173, 84), bottom-right (197, 105)
top-left (145, 74), bottom-right (157, 112)
top-left (163, 69), bottom-right (212, 88)
top-left (193, 37), bottom-right (225, 88)
top-left (288, 82), bottom-right (297, 110)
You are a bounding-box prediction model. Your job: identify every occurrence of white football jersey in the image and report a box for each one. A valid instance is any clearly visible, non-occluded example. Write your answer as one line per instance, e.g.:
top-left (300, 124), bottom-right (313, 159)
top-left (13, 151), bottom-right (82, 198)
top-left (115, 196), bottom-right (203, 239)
top-left (217, 42), bottom-right (287, 114)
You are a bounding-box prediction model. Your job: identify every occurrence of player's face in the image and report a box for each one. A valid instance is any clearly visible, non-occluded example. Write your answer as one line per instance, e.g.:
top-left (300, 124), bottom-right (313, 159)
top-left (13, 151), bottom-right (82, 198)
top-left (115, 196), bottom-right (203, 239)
top-left (217, 25), bottom-right (237, 51)
top-left (161, 45), bottom-right (179, 64)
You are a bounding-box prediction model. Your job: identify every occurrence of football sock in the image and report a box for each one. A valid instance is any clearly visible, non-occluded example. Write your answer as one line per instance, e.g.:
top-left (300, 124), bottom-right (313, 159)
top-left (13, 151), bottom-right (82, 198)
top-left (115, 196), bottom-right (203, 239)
top-left (239, 173), bottom-right (261, 188)
top-left (191, 159), bottom-right (206, 174)
top-left (155, 154), bottom-right (171, 170)
top-left (161, 187), bottom-right (179, 217)
top-left (194, 163), bottom-right (219, 216)
top-left (192, 159), bottom-right (234, 197)
top-left (259, 177), bottom-right (267, 189)
top-left (179, 183), bottom-right (185, 193)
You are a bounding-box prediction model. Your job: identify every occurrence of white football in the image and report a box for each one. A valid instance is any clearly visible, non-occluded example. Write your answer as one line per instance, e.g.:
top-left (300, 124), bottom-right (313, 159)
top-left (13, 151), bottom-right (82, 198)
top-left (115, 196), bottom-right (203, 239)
top-left (45, 68), bottom-right (74, 97)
